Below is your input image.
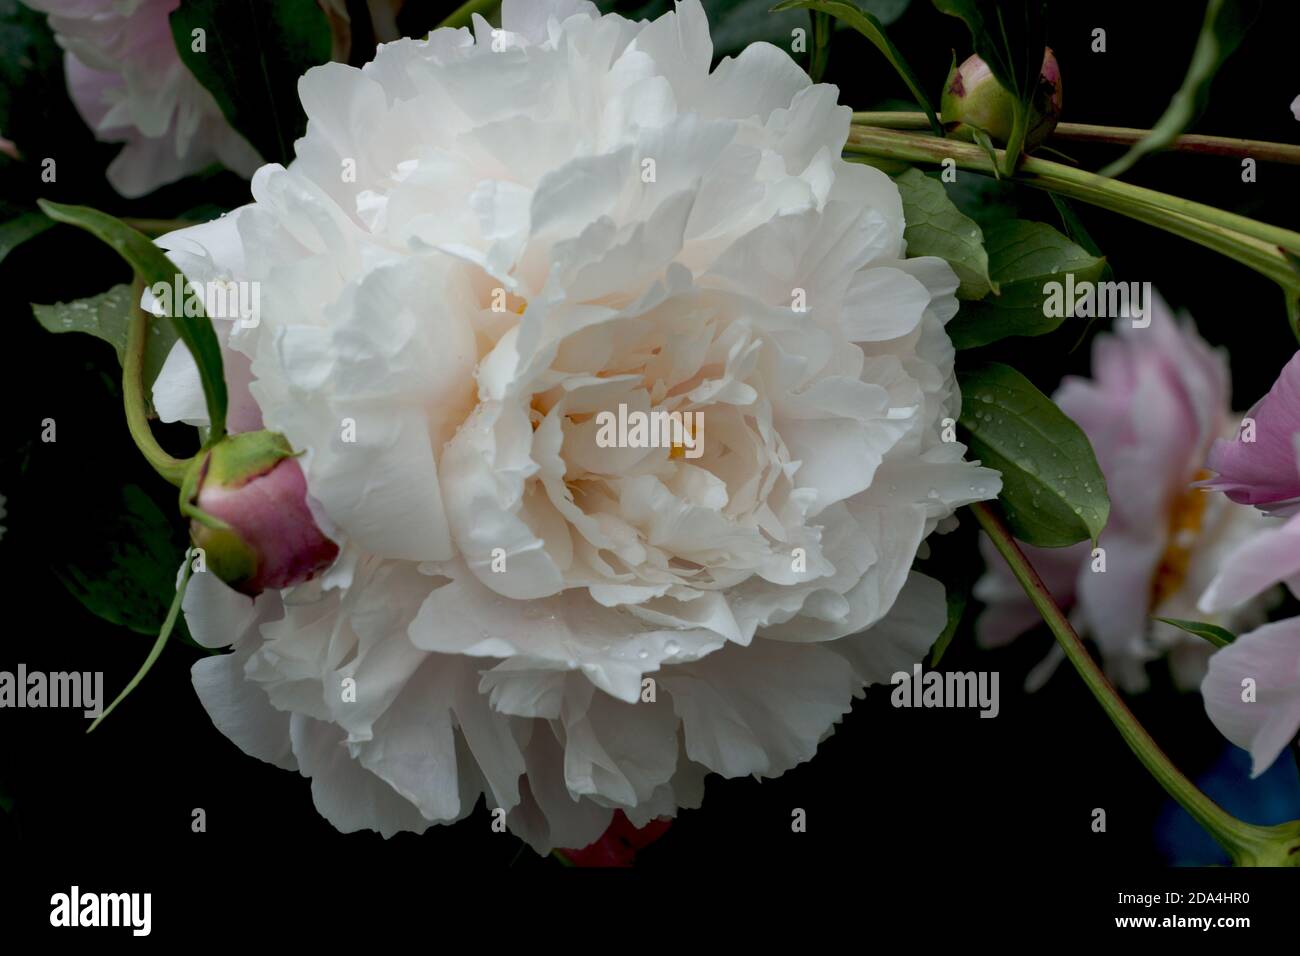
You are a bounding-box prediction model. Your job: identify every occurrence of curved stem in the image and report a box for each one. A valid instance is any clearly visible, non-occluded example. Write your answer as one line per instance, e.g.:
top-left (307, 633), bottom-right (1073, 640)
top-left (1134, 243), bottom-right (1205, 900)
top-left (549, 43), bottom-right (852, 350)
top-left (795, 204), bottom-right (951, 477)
top-left (971, 501), bottom-right (1300, 866)
top-left (124, 279), bottom-right (192, 487)
top-left (843, 126), bottom-right (1300, 285)
top-left (850, 112), bottom-right (1300, 165)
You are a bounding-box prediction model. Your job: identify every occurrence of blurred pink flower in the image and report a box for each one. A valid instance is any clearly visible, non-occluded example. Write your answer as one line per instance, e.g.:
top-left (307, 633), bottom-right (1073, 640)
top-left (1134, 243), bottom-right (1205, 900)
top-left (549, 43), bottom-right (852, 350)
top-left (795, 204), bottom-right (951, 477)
top-left (25, 0), bottom-right (261, 197)
top-left (1201, 352), bottom-right (1300, 516)
top-left (976, 296), bottom-right (1270, 691)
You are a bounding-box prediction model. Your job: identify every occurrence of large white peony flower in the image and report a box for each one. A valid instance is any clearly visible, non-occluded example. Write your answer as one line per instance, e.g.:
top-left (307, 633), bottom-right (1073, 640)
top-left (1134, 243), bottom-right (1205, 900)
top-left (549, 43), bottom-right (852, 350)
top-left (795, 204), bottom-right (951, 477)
top-left (156, 0), bottom-right (999, 850)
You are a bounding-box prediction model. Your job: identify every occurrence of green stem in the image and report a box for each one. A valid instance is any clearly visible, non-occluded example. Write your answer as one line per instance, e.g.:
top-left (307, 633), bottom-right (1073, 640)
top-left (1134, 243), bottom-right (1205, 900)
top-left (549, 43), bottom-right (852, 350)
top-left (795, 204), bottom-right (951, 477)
top-left (850, 113), bottom-right (1300, 165)
top-left (1000, 102), bottom-right (1029, 178)
top-left (88, 559), bottom-right (193, 733)
top-left (971, 501), bottom-right (1300, 866)
top-left (809, 11), bottom-right (831, 84)
top-left (439, 0), bottom-right (499, 29)
top-left (843, 125), bottom-right (1300, 285)
top-left (124, 279), bottom-right (193, 487)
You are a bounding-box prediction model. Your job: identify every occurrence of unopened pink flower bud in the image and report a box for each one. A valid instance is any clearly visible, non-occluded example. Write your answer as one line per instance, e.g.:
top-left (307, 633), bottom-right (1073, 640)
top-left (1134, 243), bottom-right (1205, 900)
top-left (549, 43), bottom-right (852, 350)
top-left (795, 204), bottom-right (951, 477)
top-left (188, 431), bottom-right (338, 596)
top-left (941, 48), bottom-right (1062, 152)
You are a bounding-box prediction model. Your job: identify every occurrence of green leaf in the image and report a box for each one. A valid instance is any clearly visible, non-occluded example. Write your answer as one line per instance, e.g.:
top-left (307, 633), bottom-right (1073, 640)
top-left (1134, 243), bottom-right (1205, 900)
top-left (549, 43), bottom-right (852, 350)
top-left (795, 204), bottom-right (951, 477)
top-left (929, 582), bottom-right (968, 666)
top-left (946, 220), bottom-right (1107, 349)
top-left (1101, 0), bottom-right (1262, 178)
top-left (894, 169), bottom-right (994, 299)
top-left (958, 363), bottom-right (1109, 547)
top-left (169, 0), bottom-right (331, 167)
top-left (773, 0), bottom-right (941, 134)
top-left (35, 200), bottom-right (228, 441)
top-left (1154, 617), bottom-right (1235, 650)
top-left (32, 285), bottom-right (134, 362)
top-left (0, 211), bottom-right (53, 268)
top-left (51, 486), bottom-right (188, 637)
top-left (89, 559), bottom-right (195, 733)
top-left (32, 285), bottom-right (179, 413)
top-left (1048, 194), bottom-right (1102, 258)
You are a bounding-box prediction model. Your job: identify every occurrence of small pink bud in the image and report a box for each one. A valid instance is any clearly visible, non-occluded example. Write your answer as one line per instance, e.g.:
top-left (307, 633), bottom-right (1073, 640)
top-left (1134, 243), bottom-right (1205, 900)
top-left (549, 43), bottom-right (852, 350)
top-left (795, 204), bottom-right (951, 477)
top-left (941, 48), bottom-right (1062, 152)
top-left (189, 431), bottom-right (338, 596)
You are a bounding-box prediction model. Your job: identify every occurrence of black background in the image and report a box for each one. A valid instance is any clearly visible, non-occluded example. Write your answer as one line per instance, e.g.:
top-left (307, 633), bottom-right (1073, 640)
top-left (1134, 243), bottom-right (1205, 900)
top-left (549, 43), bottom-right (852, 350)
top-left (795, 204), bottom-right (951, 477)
top-left (1, 0), bottom-right (1298, 933)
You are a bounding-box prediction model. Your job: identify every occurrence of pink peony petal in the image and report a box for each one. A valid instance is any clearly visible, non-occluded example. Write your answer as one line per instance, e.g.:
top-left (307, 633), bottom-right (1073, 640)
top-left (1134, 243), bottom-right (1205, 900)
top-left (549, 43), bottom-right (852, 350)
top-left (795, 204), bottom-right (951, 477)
top-left (1203, 351), bottom-right (1300, 510)
top-left (1201, 618), bottom-right (1300, 777)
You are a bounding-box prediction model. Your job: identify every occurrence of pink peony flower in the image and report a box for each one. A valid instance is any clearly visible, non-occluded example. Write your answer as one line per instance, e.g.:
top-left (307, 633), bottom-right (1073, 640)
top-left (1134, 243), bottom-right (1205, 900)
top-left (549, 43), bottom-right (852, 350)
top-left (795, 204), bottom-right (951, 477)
top-left (976, 296), bottom-right (1270, 691)
top-left (1201, 352), bottom-right (1300, 516)
top-left (24, 0), bottom-right (261, 197)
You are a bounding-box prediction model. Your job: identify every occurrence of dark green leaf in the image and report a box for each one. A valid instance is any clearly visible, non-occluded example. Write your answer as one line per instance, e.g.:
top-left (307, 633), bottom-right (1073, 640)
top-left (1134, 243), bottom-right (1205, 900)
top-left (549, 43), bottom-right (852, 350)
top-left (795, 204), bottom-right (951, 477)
top-left (947, 220), bottom-right (1106, 349)
top-left (1154, 617), bottom-right (1235, 650)
top-left (894, 169), bottom-right (993, 299)
top-left (35, 200), bottom-right (228, 440)
top-left (0, 211), bottom-right (52, 268)
top-left (0, 0), bottom-right (62, 143)
top-left (32, 284), bottom-right (179, 415)
top-left (929, 582), bottom-right (968, 666)
top-left (959, 363), bottom-right (1109, 547)
top-left (1101, 0), bottom-right (1262, 178)
top-left (170, 0), bottom-right (332, 167)
top-left (773, 0), bottom-right (941, 134)
top-left (51, 485), bottom-right (186, 637)
top-left (1, 1), bottom-right (116, 200)
top-left (1048, 194), bottom-right (1102, 258)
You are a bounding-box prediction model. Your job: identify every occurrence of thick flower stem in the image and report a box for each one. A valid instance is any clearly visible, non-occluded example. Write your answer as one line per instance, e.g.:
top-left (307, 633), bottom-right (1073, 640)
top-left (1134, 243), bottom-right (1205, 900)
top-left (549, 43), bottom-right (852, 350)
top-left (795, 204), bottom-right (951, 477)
top-left (124, 280), bottom-right (192, 487)
top-left (843, 126), bottom-right (1300, 291)
top-left (970, 501), bottom-right (1300, 866)
top-left (851, 113), bottom-right (1300, 165)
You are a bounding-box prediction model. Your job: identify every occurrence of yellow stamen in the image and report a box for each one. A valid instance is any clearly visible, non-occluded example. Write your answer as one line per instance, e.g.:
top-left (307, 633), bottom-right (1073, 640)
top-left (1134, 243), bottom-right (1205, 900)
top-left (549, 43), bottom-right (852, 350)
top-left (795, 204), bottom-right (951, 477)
top-left (1150, 469), bottom-right (1212, 609)
top-left (668, 417), bottom-right (697, 460)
